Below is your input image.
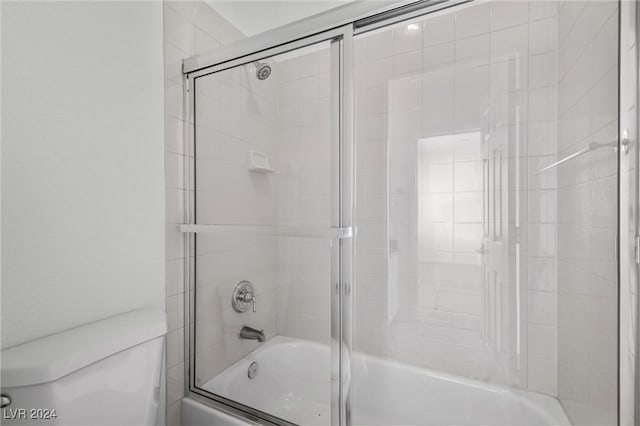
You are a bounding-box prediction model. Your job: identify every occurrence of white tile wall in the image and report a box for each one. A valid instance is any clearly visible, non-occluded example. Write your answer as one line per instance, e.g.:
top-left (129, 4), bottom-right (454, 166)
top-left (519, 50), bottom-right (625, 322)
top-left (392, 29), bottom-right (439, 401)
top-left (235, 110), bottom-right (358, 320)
top-left (163, 2), bottom-right (246, 424)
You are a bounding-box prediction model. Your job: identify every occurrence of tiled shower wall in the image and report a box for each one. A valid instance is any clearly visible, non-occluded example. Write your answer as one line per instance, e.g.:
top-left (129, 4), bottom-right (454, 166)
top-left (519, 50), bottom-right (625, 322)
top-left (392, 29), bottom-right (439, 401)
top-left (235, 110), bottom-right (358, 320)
top-left (353, 0), bottom-right (560, 395)
top-left (163, 2), bottom-right (245, 424)
top-left (556, 1), bottom-right (619, 424)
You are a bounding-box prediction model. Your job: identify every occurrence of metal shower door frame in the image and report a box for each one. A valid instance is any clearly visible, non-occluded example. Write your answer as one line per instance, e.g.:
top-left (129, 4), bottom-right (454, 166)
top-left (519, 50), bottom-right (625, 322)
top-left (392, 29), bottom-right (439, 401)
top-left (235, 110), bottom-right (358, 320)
top-left (182, 24), bottom-right (355, 426)
top-left (619, 1), bottom-right (640, 425)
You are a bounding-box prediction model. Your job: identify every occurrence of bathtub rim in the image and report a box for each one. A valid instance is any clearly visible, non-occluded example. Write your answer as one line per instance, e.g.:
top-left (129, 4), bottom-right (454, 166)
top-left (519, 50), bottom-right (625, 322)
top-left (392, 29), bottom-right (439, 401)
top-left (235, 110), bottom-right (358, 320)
top-left (185, 337), bottom-right (316, 425)
top-left (197, 336), bottom-right (571, 426)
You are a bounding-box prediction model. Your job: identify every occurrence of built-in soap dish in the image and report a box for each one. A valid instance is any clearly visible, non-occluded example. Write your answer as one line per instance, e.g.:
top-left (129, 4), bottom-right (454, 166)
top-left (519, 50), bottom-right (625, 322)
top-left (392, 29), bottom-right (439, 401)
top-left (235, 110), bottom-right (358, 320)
top-left (248, 150), bottom-right (274, 173)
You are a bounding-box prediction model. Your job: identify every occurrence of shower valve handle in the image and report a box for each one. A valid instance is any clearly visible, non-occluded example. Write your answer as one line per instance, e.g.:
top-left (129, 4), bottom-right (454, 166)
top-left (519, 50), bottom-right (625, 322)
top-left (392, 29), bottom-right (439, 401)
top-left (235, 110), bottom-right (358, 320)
top-left (239, 291), bottom-right (256, 312)
top-left (232, 280), bottom-right (257, 313)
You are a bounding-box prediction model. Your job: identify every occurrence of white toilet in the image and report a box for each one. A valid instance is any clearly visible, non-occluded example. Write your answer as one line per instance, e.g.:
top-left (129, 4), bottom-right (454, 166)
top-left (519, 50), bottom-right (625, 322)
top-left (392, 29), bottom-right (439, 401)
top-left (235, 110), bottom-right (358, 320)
top-left (1, 309), bottom-right (167, 425)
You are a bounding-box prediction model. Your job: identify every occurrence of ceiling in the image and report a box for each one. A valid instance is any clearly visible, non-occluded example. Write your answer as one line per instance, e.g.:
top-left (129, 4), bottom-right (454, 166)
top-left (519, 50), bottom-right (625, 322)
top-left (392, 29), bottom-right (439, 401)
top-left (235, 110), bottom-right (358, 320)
top-left (207, 0), bottom-right (355, 36)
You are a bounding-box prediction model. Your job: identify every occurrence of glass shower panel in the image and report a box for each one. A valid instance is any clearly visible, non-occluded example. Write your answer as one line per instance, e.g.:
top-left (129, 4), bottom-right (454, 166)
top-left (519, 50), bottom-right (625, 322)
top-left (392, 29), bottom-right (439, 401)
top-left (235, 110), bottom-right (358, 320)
top-left (350, 1), bottom-right (617, 424)
top-left (191, 41), bottom-right (337, 424)
top-left (353, 2), bottom-right (527, 390)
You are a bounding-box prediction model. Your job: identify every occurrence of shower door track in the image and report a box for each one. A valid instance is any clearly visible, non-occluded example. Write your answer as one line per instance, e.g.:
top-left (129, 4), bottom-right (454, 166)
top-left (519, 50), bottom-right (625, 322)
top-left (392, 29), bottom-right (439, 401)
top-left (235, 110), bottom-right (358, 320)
top-left (181, 1), bottom-right (472, 425)
top-left (182, 0), bottom-right (470, 75)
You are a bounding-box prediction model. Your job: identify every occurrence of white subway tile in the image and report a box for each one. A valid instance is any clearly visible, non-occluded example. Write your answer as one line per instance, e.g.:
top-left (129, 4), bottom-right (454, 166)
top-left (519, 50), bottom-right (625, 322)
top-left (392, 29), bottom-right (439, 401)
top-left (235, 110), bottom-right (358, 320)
top-left (491, 24), bottom-right (528, 62)
top-left (366, 30), bottom-right (394, 61)
top-left (491, 1), bottom-right (528, 30)
top-left (528, 290), bottom-right (557, 326)
top-left (454, 65), bottom-right (489, 130)
top-left (529, 51), bottom-right (556, 88)
top-left (166, 328), bottom-right (185, 368)
top-left (423, 11), bottom-right (454, 47)
top-left (393, 50), bottom-right (423, 77)
top-left (558, 293), bottom-right (590, 331)
top-left (394, 21), bottom-right (423, 53)
top-left (167, 363), bottom-right (185, 405)
top-left (195, 28), bottom-right (219, 55)
top-left (529, 17), bottom-right (557, 55)
top-left (165, 117), bottom-right (185, 155)
top-left (194, 2), bottom-right (221, 40)
top-left (164, 5), bottom-right (195, 54)
top-left (423, 69), bottom-right (454, 135)
top-left (166, 225), bottom-right (185, 261)
top-left (422, 42), bottom-right (454, 71)
top-left (589, 367), bottom-right (617, 412)
top-left (528, 358), bottom-right (557, 395)
top-left (388, 76), bottom-right (422, 112)
top-left (454, 161), bottom-right (483, 192)
top-left (529, 86), bottom-right (557, 123)
top-left (166, 258), bottom-right (184, 297)
top-left (455, 34), bottom-right (490, 67)
top-left (528, 324), bottom-right (557, 361)
top-left (278, 59), bottom-right (299, 83)
top-left (529, 1), bottom-right (557, 22)
top-left (454, 2), bottom-right (491, 40)
top-left (167, 293), bottom-right (185, 332)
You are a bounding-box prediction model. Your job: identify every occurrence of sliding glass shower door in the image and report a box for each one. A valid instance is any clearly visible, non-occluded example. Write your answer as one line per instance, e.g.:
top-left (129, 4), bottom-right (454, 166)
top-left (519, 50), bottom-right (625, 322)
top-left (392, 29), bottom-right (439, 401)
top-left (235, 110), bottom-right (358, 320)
top-left (183, 28), bottom-right (354, 425)
top-left (349, 1), bottom-right (620, 425)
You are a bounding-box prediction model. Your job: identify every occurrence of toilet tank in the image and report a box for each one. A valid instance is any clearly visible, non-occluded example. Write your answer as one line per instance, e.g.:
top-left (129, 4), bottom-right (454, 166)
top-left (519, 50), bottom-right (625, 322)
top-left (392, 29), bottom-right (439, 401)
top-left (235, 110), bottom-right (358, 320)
top-left (1, 309), bottom-right (167, 425)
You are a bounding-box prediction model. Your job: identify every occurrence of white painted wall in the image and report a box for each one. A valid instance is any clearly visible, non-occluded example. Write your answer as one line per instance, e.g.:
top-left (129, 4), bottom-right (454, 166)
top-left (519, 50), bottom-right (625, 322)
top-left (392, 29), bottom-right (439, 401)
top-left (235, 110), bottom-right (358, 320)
top-left (1, 1), bottom-right (165, 349)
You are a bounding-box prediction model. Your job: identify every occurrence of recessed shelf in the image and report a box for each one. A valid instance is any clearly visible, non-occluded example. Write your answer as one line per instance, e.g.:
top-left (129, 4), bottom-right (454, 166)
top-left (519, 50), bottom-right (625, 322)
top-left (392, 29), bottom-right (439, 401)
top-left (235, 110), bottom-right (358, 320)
top-left (248, 150), bottom-right (275, 173)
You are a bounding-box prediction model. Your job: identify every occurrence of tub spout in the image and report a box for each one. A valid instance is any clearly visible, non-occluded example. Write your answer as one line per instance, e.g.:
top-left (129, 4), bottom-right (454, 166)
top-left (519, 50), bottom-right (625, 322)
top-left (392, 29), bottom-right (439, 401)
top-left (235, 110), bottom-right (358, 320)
top-left (239, 325), bottom-right (265, 342)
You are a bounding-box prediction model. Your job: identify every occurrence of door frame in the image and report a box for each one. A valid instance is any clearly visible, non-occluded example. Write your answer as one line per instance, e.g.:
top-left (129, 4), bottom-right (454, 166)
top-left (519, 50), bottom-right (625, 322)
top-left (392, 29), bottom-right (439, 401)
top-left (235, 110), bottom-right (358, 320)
top-left (182, 25), bottom-right (353, 426)
top-left (619, 1), bottom-right (640, 424)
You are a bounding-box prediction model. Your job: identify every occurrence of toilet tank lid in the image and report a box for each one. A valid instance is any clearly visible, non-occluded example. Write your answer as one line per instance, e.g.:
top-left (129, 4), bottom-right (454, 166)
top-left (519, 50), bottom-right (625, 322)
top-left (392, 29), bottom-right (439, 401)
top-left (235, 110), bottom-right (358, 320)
top-left (1, 309), bottom-right (167, 387)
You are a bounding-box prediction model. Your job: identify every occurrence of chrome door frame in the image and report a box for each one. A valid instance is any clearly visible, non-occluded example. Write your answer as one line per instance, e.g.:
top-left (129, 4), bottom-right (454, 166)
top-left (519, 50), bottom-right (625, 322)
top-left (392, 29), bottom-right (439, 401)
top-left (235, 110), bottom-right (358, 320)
top-left (619, 1), bottom-right (639, 425)
top-left (181, 0), bottom-right (469, 75)
top-left (183, 24), bottom-right (354, 426)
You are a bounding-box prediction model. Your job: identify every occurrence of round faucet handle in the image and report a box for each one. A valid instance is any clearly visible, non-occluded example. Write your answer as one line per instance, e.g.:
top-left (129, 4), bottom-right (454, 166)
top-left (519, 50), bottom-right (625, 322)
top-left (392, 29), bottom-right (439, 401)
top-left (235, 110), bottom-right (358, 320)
top-left (241, 293), bottom-right (256, 312)
top-left (232, 281), bottom-right (257, 313)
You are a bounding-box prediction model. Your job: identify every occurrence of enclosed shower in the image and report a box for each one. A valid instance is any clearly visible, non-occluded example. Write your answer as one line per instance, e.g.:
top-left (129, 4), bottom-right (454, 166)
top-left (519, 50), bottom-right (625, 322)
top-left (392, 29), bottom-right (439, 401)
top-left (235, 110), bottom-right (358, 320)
top-left (178, 0), bottom-right (638, 425)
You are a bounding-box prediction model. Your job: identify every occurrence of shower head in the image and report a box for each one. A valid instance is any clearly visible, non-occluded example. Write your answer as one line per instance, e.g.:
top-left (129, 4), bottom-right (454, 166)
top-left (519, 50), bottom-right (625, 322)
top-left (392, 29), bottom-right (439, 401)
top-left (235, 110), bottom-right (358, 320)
top-left (254, 61), bottom-right (272, 80)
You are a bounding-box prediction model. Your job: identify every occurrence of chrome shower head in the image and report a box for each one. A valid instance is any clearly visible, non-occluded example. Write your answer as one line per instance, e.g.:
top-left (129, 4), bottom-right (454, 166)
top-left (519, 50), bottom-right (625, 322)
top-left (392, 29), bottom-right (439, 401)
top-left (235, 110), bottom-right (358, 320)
top-left (254, 61), bottom-right (272, 80)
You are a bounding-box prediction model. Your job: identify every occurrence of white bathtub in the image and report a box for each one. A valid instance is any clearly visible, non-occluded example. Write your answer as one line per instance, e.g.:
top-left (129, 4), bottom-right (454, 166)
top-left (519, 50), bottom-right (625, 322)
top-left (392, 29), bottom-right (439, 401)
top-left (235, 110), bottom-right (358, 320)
top-left (185, 336), bottom-right (570, 426)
